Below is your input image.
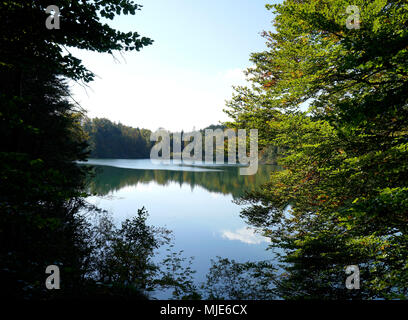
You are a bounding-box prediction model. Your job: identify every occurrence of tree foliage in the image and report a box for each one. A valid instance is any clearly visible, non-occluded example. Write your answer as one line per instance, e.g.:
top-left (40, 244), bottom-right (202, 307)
top-left (83, 118), bottom-right (153, 159)
top-left (225, 0), bottom-right (408, 299)
top-left (0, 0), bottom-right (153, 85)
top-left (0, 0), bottom-right (154, 299)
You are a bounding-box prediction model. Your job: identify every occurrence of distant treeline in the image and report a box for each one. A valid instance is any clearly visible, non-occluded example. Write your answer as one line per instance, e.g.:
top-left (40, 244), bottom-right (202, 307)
top-left (83, 118), bottom-right (280, 164)
top-left (83, 118), bottom-right (153, 158)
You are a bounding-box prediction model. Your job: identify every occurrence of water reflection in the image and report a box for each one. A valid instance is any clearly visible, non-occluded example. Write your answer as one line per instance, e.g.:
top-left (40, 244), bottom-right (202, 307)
top-left (82, 159), bottom-right (280, 299)
top-left (85, 160), bottom-right (278, 198)
top-left (221, 227), bottom-right (270, 245)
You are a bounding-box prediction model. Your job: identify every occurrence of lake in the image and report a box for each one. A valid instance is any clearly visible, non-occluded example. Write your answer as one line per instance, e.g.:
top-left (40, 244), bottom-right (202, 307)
top-left (82, 158), bottom-right (278, 298)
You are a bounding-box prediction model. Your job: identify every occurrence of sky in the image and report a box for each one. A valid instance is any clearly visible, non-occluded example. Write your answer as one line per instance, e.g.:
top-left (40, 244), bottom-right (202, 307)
top-left (70, 0), bottom-right (280, 132)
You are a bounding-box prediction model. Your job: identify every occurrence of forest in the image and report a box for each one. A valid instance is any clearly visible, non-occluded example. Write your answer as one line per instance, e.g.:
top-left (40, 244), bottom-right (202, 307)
top-left (83, 118), bottom-right (153, 159)
top-left (83, 118), bottom-right (281, 164)
top-left (1, 0), bottom-right (407, 301)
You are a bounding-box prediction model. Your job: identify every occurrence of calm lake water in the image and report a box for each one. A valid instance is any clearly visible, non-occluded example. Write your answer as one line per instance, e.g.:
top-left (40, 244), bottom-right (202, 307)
top-left (83, 159), bottom-right (278, 298)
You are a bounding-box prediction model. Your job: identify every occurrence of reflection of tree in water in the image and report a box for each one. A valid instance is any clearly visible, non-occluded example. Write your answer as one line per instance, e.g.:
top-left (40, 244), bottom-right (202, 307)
top-left (202, 257), bottom-right (276, 300)
top-left (82, 164), bottom-right (284, 299)
top-left (86, 164), bottom-right (278, 198)
top-left (83, 207), bottom-right (200, 300)
top-left (85, 207), bottom-right (278, 300)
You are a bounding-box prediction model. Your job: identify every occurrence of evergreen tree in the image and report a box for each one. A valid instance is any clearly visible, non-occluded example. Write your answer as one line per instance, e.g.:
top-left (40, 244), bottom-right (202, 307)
top-left (0, 0), bottom-right (152, 298)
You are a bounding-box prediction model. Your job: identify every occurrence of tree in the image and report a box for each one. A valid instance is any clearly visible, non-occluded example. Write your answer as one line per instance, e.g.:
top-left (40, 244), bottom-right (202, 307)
top-left (0, 0), bottom-right (153, 90)
top-left (0, 0), bottom-right (152, 298)
top-left (83, 118), bottom-right (153, 159)
top-left (225, 0), bottom-right (408, 299)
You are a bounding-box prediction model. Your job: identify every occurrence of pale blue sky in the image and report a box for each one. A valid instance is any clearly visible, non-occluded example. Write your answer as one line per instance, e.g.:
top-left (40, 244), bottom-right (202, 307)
top-left (71, 0), bottom-right (280, 131)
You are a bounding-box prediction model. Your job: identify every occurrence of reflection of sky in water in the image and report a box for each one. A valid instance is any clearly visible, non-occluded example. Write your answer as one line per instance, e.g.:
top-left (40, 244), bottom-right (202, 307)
top-left (222, 227), bottom-right (270, 245)
top-left (85, 159), bottom-right (276, 299)
top-left (80, 158), bottom-right (232, 172)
